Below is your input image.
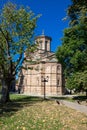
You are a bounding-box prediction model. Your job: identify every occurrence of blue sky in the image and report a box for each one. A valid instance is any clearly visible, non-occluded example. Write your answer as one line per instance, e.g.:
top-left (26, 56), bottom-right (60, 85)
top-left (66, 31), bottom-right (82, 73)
top-left (1, 0), bottom-right (71, 52)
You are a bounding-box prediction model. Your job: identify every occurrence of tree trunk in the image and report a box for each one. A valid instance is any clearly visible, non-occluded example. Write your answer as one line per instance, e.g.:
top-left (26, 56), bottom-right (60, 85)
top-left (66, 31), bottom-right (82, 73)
top-left (0, 79), bottom-right (10, 103)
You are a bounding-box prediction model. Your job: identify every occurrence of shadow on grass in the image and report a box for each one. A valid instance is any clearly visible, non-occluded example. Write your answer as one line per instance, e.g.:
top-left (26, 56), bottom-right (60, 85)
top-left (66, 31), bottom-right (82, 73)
top-left (51, 96), bottom-right (71, 100)
top-left (0, 94), bottom-right (44, 117)
top-left (51, 95), bottom-right (87, 102)
top-left (73, 96), bottom-right (87, 101)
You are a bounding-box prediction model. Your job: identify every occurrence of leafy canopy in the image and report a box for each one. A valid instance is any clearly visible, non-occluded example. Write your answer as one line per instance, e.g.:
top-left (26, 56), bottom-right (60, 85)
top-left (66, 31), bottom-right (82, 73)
top-left (56, 0), bottom-right (87, 91)
top-left (0, 2), bottom-right (39, 81)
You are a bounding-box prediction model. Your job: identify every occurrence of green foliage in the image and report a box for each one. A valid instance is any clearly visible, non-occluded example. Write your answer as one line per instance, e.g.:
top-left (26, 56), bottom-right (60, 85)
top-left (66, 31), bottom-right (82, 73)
top-left (67, 0), bottom-right (87, 26)
top-left (0, 2), bottom-right (39, 81)
top-left (0, 2), bottom-right (40, 102)
top-left (66, 71), bottom-right (87, 91)
top-left (56, 0), bottom-right (87, 92)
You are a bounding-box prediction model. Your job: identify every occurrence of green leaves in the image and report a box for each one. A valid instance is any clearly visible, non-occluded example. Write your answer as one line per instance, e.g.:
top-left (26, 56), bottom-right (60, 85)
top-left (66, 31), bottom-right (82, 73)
top-left (67, 0), bottom-right (87, 26)
top-left (66, 71), bottom-right (87, 91)
top-left (56, 0), bottom-right (87, 93)
top-left (0, 2), bottom-right (39, 80)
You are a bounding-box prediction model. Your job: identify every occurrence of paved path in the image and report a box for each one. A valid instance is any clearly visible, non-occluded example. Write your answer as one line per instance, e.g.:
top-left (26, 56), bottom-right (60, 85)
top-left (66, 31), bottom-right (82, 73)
top-left (59, 100), bottom-right (87, 115)
top-left (47, 96), bottom-right (87, 115)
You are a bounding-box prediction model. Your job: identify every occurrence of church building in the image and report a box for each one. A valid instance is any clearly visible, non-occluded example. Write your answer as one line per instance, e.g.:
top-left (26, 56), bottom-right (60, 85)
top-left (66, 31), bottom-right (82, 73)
top-left (18, 33), bottom-right (64, 96)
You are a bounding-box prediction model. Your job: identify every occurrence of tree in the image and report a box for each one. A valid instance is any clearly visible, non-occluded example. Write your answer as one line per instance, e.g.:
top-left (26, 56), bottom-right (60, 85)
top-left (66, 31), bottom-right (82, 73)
top-left (66, 71), bottom-right (87, 96)
top-left (67, 0), bottom-right (87, 26)
top-left (56, 0), bottom-right (87, 94)
top-left (0, 2), bottom-right (39, 103)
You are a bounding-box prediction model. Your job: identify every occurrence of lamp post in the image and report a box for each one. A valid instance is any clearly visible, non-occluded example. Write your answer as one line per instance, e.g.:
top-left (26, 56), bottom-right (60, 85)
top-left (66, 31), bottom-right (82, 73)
top-left (41, 76), bottom-right (49, 99)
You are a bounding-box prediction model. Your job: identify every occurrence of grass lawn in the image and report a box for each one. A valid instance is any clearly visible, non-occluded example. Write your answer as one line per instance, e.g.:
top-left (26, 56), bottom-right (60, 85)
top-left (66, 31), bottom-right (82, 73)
top-left (0, 94), bottom-right (87, 130)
